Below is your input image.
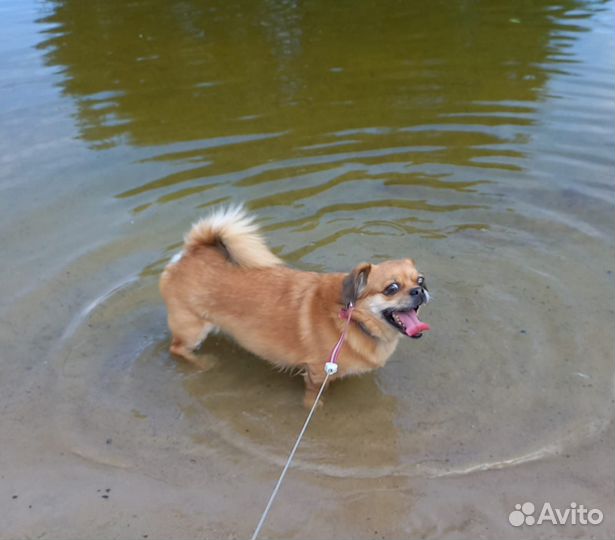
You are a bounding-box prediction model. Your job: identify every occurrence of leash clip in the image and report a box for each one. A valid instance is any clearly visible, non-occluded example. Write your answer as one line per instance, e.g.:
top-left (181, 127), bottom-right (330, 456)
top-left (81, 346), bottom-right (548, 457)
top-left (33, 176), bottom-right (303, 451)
top-left (324, 362), bottom-right (338, 375)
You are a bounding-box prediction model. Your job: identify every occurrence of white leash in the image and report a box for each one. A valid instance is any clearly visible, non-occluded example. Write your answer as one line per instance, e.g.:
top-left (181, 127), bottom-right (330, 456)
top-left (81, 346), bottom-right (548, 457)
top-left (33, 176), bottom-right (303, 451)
top-left (250, 364), bottom-right (338, 540)
top-left (250, 304), bottom-right (354, 540)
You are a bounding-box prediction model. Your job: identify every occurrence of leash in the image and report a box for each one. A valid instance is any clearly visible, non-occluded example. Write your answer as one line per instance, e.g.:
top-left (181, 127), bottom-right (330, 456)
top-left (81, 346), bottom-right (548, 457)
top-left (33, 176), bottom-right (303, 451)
top-left (250, 303), bottom-right (354, 540)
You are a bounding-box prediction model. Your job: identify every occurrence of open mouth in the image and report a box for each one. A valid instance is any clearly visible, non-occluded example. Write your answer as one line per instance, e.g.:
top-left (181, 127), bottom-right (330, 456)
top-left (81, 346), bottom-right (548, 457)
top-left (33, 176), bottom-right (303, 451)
top-left (383, 307), bottom-right (431, 339)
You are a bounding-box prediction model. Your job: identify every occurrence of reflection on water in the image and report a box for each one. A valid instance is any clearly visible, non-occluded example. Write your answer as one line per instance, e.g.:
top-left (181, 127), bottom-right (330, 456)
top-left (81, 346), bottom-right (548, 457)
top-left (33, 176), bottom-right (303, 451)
top-left (1, 0), bottom-right (613, 538)
top-left (38, 0), bottom-right (558, 147)
top-left (35, 0), bottom-right (596, 242)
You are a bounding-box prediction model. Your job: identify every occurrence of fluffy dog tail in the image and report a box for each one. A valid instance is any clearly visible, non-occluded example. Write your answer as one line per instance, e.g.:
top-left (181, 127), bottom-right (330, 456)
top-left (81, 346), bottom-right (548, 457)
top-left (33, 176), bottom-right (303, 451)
top-left (184, 205), bottom-right (282, 268)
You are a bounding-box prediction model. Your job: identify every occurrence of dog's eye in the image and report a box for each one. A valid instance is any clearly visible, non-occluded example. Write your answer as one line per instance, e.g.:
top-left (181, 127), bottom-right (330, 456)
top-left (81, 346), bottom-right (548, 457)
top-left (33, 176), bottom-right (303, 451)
top-left (383, 283), bottom-right (400, 296)
top-left (417, 276), bottom-right (425, 287)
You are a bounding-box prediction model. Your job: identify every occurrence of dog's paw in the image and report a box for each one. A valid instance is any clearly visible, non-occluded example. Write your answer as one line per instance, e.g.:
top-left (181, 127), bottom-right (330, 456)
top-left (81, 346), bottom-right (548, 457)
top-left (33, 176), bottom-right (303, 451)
top-left (191, 353), bottom-right (219, 372)
top-left (170, 346), bottom-right (218, 372)
top-left (303, 394), bottom-right (325, 410)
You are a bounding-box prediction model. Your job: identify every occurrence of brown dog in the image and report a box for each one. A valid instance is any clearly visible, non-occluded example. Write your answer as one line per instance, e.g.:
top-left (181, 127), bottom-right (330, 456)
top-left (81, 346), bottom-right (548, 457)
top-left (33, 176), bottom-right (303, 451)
top-left (160, 206), bottom-right (430, 407)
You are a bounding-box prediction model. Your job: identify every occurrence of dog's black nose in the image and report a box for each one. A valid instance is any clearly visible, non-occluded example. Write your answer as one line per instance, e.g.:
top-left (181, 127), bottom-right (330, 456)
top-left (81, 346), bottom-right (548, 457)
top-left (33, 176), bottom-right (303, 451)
top-left (410, 287), bottom-right (426, 308)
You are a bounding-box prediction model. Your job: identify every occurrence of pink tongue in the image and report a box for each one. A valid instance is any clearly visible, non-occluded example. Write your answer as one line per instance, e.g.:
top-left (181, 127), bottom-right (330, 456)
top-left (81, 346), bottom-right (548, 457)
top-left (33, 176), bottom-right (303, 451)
top-left (397, 310), bottom-right (431, 337)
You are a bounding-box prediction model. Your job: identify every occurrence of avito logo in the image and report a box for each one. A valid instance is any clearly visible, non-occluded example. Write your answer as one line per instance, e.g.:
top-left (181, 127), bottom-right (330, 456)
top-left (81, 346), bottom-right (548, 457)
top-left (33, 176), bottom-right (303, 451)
top-left (509, 501), bottom-right (603, 527)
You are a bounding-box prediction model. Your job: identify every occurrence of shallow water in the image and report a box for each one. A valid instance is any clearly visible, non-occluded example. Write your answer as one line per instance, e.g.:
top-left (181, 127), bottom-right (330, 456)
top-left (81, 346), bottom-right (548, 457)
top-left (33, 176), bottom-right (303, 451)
top-left (1, 0), bottom-right (613, 539)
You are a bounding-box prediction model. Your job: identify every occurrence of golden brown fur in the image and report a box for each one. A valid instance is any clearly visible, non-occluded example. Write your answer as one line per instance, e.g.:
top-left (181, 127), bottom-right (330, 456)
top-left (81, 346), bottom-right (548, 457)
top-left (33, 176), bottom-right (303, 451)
top-left (160, 206), bottom-right (430, 407)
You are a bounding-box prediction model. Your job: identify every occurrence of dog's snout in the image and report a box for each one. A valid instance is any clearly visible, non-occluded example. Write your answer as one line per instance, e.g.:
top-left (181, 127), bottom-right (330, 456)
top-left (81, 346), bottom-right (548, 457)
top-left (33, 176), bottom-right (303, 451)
top-left (410, 287), bottom-right (430, 306)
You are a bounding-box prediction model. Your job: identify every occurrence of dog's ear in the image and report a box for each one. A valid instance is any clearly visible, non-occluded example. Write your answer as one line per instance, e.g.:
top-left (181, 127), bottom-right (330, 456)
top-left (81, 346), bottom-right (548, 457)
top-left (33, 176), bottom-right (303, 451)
top-left (342, 262), bottom-right (372, 306)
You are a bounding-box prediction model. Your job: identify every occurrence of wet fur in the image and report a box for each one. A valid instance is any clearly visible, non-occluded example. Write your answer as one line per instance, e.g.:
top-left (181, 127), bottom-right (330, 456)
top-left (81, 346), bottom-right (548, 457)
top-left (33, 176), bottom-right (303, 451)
top-left (160, 206), bottom-right (425, 407)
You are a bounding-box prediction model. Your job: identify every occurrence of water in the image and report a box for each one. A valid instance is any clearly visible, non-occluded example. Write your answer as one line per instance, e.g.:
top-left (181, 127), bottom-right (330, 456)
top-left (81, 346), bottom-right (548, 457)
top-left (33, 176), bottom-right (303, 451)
top-left (1, 1), bottom-right (613, 538)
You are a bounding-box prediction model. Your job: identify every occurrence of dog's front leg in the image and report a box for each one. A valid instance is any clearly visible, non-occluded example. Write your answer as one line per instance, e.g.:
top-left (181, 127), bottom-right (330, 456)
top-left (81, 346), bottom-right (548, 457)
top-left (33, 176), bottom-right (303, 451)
top-left (303, 364), bottom-right (329, 409)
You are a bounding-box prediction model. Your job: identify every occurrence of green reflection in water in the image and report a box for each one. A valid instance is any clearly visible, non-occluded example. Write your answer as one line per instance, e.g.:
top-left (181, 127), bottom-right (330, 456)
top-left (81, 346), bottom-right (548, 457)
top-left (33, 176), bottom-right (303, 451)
top-left (37, 0), bottom-right (584, 147)
top-left (34, 0), bottom-right (603, 253)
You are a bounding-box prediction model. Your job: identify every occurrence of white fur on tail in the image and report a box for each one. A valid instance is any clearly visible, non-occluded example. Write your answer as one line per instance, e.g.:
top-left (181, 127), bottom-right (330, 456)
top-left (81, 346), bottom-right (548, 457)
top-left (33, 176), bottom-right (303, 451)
top-left (184, 205), bottom-right (282, 268)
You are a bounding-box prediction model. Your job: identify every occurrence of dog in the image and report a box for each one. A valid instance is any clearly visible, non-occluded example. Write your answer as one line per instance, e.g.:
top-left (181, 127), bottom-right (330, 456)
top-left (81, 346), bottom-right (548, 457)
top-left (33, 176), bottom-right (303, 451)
top-left (160, 206), bottom-right (430, 407)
